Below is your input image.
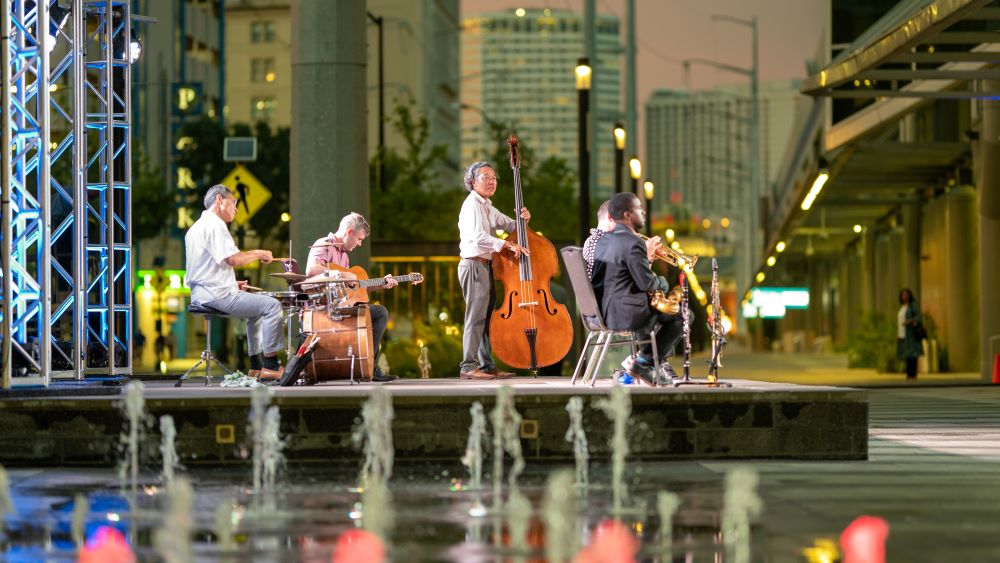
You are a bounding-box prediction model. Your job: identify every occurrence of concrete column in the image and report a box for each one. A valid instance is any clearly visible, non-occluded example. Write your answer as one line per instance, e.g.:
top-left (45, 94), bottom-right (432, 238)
top-left (845, 249), bottom-right (863, 337)
top-left (902, 203), bottom-right (922, 293)
top-left (978, 81), bottom-right (1000, 381)
top-left (944, 187), bottom-right (979, 372)
top-left (290, 1), bottom-right (370, 266)
top-left (835, 257), bottom-right (848, 347)
top-left (862, 230), bottom-right (877, 314)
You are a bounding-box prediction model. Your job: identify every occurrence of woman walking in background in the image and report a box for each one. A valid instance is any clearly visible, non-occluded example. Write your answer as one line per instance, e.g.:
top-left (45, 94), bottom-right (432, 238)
top-left (897, 288), bottom-right (923, 380)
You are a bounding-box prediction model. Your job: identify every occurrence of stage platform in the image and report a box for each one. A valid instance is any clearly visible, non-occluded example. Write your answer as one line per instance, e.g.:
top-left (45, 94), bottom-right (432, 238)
top-left (0, 377), bottom-right (867, 466)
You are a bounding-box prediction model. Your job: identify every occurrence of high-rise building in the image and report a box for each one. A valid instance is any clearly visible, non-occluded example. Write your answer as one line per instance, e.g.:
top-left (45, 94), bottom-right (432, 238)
top-left (460, 8), bottom-right (621, 194)
top-left (223, 0), bottom-right (460, 172)
top-left (133, 0), bottom-right (224, 264)
top-left (645, 80), bottom-right (802, 223)
top-left (224, 0), bottom-right (291, 127)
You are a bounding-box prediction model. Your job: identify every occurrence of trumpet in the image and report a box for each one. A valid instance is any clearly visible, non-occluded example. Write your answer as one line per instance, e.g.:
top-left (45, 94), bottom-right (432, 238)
top-left (637, 233), bottom-right (699, 268)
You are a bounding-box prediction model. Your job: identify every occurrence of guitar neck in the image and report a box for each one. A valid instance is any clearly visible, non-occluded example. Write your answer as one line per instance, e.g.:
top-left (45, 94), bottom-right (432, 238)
top-left (359, 274), bottom-right (419, 288)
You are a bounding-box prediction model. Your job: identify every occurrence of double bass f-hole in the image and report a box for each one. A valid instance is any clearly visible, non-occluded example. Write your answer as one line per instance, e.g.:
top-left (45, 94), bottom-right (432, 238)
top-left (537, 289), bottom-right (559, 316)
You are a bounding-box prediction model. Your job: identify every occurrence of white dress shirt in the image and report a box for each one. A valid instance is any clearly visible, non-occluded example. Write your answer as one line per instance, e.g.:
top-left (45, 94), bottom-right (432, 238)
top-left (185, 209), bottom-right (240, 304)
top-left (457, 191), bottom-right (516, 259)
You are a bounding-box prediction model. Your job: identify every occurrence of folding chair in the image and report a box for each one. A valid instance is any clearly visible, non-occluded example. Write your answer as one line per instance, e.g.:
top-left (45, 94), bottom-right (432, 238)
top-left (560, 246), bottom-right (661, 387)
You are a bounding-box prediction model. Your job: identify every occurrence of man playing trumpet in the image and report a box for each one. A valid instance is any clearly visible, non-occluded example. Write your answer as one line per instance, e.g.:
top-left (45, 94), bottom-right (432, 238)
top-left (590, 192), bottom-right (692, 385)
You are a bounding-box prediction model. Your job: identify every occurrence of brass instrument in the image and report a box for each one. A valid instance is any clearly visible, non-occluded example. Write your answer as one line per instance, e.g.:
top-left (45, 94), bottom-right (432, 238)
top-left (637, 233), bottom-right (699, 268)
top-left (649, 285), bottom-right (683, 315)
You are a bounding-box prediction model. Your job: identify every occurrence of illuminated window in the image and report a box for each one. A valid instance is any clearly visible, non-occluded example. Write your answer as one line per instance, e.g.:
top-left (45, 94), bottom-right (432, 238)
top-left (251, 97), bottom-right (277, 122)
top-left (251, 58), bottom-right (275, 83)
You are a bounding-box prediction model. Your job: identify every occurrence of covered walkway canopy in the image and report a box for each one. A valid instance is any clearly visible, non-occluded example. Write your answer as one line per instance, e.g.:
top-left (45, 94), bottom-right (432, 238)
top-left (765, 0), bottom-right (998, 265)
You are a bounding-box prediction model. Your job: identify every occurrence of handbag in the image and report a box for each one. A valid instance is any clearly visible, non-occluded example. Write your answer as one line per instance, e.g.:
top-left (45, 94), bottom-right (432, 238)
top-left (913, 322), bottom-right (928, 341)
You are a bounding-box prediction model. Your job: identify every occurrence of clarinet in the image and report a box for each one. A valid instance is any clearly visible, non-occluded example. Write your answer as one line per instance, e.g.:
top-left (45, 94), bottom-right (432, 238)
top-left (707, 258), bottom-right (725, 383)
top-left (680, 272), bottom-right (691, 381)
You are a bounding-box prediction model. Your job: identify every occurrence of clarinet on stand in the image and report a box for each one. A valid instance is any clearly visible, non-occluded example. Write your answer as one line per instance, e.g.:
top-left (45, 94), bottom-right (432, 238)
top-left (706, 258), bottom-right (732, 387)
top-left (680, 272), bottom-right (691, 381)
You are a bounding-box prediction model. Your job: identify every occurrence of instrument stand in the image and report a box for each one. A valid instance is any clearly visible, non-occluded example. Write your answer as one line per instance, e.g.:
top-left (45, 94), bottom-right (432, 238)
top-left (672, 270), bottom-right (730, 388)
top-left (282, 304), bottom-right (300, 361)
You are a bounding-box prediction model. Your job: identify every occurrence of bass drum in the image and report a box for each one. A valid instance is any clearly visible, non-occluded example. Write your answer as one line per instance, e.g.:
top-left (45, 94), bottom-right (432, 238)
top-left (300, 306), bottom-right (374, 383)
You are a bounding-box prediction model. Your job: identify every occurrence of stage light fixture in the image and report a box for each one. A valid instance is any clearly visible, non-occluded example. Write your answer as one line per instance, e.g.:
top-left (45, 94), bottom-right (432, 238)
top-left (45, 3), bottom-right (71, 53)
top-left (129, 28), bottom-right (143, 64)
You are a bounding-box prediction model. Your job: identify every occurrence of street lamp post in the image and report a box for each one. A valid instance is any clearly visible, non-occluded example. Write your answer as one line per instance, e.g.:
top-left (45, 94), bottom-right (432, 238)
top-left (643, 180), bottom-right (654, 236)
top-left (367, 12), bottom-right (385, 192)
top-left (629, 156), bottom-right (641, 194)
top-left (710, 13), bottom-right (759, 291)
top-left (613, 123), bottom-right (626, 193)
top-left (576, 58), bottom-right (592, 244)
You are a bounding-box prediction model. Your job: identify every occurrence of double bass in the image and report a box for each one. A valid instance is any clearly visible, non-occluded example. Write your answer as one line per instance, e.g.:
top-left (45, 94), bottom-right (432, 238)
top-left (490, 135), bottom-right (574, 372)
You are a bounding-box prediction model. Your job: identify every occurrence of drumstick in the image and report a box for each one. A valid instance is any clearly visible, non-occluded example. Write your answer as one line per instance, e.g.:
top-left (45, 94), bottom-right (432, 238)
top-left (244, 285), bottom-right (264, 293)
top-left (271, 257), bottom-right (292, 262)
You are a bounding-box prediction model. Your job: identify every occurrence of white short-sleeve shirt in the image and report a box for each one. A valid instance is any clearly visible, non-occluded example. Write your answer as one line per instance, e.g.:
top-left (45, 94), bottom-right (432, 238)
top-left (185, 209), bottom-right (240, 304)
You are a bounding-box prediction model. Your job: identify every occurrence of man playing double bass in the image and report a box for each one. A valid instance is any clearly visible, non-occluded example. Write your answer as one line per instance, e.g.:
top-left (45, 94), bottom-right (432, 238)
top-left (457, 161), bottom-right (531, 380)
top-left (305, 212), bottom-right (397, 382)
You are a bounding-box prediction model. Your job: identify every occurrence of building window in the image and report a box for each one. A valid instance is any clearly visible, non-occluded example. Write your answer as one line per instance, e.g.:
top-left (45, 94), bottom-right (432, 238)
top-left (251, 21), bottom-right (276, 43)
top-left (251, 97), bottom-right (276, 122)
top-left (251, 58), bottom-right (276, 83)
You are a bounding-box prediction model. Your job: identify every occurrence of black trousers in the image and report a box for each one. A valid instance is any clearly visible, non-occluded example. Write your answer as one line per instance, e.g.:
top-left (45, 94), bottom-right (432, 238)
top-left (905, 357), bottom-right (918, 379)
top-left (637, 309), bottom-right (691, 362)
top-left (370, 304), bottom-right (389, 362)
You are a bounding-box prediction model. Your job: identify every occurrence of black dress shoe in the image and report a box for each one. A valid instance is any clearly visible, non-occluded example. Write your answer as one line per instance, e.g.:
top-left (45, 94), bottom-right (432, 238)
top-left (371, 366), bottom-right (397, 383)
top-left (626, 357), bottom-right (657, 386)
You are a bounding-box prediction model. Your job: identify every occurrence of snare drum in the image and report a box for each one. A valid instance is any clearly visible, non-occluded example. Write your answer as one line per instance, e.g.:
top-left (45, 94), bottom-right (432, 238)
top-left (261, 290), bottom-right (309, 308)
top-left (300, 306), bottom-right (374, 383)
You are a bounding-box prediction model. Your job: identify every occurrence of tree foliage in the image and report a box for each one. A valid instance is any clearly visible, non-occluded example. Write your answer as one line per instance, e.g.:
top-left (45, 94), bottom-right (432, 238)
top-left (369, 102), bottom-right (464, 241)
top-left (174, 117), bottom-right (290, 247)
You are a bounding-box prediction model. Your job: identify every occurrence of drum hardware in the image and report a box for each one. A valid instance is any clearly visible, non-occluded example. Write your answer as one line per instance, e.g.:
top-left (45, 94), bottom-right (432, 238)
top-left (270, 272), bottom-right (307, 283)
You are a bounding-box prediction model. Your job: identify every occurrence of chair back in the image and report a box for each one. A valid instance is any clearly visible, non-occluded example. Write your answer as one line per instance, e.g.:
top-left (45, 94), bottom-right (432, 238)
top-left (560, 246), bottom-right (607, 332)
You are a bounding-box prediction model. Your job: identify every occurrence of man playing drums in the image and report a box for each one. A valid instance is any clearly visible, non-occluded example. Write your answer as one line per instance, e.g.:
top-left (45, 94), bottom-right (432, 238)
top-left (305, 212), bottom-right (397, 382)
top-left (185, 184), bottom-right (284, 380)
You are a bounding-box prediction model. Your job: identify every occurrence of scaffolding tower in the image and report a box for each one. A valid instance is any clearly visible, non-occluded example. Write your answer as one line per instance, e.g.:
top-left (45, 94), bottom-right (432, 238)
top-left (2, 0), bottom-right (133, 388)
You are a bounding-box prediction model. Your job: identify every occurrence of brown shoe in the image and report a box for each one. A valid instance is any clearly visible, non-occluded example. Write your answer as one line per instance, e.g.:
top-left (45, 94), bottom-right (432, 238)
top-left (482, 367), bottom-right (515, 379)
top-left (257, 366), bottom-right (283, 381)
top-left (460, 369), bottom-right (497, 380)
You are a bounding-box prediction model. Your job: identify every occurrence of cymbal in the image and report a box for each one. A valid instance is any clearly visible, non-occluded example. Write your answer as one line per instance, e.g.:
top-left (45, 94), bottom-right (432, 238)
top-left (301, 271), bottom-right (358, 286)
top-left (269, 272), bottom-right (307, 282)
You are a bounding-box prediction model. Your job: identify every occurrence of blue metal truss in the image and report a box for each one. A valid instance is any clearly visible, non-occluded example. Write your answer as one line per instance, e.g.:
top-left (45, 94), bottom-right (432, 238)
top-left (2, 0), bottom-right (133, 387)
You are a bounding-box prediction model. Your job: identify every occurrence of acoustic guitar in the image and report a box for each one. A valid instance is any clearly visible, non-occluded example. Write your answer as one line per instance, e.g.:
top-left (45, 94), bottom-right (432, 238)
top-left (318, 264), bottom-right (424, 307)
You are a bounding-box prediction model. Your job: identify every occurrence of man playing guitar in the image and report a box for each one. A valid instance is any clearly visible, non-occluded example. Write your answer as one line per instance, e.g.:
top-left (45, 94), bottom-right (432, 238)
top-left (306, 212), bottom-right (397, 382)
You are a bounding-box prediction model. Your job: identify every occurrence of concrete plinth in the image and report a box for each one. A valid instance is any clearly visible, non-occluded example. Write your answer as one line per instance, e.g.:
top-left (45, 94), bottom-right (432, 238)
top-left (0, 379), bottom-right (867, 466)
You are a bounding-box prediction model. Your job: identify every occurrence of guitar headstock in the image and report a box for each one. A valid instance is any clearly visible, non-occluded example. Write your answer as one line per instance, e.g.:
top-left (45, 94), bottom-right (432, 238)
top-left (408, 273), bottom-right (424, 285)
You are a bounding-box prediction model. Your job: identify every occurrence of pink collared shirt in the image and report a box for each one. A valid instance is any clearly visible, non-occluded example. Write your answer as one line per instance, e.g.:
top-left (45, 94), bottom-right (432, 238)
top-left (305, 233), bottom-right (349, 276)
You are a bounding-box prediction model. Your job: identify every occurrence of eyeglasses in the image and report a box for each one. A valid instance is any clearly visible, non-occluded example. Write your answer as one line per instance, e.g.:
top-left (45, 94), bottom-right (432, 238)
top-left (477, 174), bottom-right (499, 182)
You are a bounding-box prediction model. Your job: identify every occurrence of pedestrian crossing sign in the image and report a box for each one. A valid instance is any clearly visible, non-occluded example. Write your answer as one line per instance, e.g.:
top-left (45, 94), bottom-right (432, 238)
top-left (220, 164), bottom-right (271, 226)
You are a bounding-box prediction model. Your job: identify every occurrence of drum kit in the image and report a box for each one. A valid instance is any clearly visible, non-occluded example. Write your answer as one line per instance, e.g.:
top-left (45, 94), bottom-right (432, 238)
top-left (250, 255), bottom-right (375, 384)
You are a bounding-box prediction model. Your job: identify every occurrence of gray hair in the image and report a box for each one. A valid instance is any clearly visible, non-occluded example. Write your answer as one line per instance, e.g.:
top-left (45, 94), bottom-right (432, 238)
top-left (340, 212), bottom-right (370, 235)
top-left (597, 200), bottom-right (610, 222)
top-left (204, 184), bottom-right (234, 210)
top-left (463, 161), bottom-right (496, 192)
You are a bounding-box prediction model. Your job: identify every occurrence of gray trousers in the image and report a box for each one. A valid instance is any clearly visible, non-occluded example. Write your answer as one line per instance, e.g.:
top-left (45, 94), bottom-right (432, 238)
top-left (458, 258), bottom-right (496, 373)
top-left (202, 291), bottom-right (284, 356)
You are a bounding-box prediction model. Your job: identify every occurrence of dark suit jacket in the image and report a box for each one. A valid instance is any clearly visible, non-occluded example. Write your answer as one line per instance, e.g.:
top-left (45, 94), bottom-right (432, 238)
top-left (591, 223), bottom-right (668, 331)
